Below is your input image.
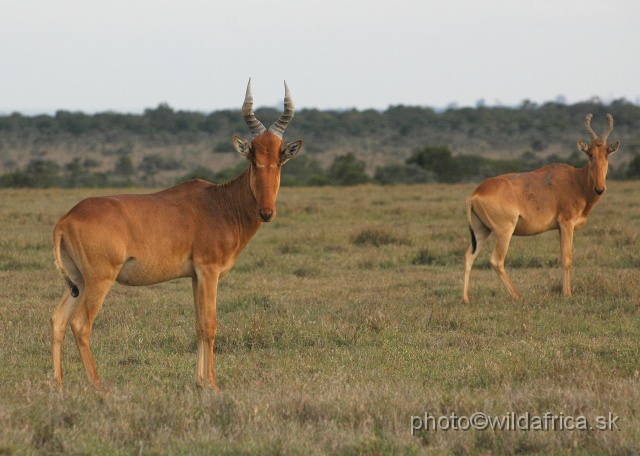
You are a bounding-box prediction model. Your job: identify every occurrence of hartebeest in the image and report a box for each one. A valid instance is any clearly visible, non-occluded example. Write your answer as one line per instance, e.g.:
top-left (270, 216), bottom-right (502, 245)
top-left (463, 114), bottom-right (619, 303)
top-left (51, 79), bottom-right (303, 390)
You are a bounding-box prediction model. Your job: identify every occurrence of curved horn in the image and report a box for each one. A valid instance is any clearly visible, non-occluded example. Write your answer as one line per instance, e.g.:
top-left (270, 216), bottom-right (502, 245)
top-left (584, 114), bottom-right (598, 141)
top-left (600, 113), bottom-right (614, 143)
top-left (242, 78), bottom-right (266, 138)
top-left (269, 81), bottom-right (294, 139)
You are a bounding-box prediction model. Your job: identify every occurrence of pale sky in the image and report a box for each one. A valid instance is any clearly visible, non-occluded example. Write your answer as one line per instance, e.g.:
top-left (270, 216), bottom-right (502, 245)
top-left (1, 0), bottom-right (638, 114)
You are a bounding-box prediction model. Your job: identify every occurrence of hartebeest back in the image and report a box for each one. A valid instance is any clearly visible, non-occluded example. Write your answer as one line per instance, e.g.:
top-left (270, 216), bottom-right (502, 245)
top-left (51, 79), bottom-right (303, 390)
top-left (463, 114), bottom-right (620, 303)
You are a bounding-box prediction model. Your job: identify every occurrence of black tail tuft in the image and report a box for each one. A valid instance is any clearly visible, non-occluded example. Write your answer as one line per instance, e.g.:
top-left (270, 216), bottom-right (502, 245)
top-left (469, 225), bottom-right (477, 254)
top-left (65, 278), bottom-right (79, 297)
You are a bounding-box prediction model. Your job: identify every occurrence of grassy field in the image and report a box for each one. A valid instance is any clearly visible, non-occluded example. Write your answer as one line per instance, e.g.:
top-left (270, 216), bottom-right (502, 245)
top-left (0, 181), bottom-right (638, 454)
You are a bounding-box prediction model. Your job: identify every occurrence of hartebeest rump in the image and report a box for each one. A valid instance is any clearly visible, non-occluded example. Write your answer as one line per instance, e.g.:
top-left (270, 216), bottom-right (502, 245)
top-left (463, 114), bottom-right (619, 303)
top-left (51, 79), bottom-right (303, 390)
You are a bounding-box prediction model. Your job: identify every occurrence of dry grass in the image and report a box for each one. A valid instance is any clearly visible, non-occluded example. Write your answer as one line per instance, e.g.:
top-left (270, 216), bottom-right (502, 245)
top-left (0, 182), bottom-right (639, 454)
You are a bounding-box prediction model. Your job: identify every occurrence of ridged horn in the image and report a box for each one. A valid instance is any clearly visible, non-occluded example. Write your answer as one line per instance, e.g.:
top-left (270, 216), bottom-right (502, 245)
top-left (584, 114), bottom-right (598, 141)
top-left (600, 113), bottom-right (614, 143)
top-left (242, 78), bottom-right (266, 138)
top-left (269, 81), bottom-right (294, 139)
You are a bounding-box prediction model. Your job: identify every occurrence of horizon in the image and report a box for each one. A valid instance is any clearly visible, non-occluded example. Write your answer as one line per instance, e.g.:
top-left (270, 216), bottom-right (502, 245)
top-left (2, 94), bottom-right (637, 118)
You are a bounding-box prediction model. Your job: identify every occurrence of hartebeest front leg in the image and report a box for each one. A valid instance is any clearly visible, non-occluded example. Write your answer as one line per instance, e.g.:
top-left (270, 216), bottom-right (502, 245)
top-left (559, 221), bottom-right (575, 297)
top-left (192, 267), bottom-right (220, 390)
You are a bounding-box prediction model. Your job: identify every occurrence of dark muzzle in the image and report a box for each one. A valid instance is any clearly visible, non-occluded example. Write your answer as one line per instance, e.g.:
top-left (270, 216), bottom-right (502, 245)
top-left (259, 209), bottom-right (274, 222)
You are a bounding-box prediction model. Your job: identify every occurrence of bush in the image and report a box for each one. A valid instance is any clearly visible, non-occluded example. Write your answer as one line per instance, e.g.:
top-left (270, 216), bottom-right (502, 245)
top-left (214, 141), bottom-right (234, 153)
top-left (374, 163), bottom-right (434, 185)
top-left (138, 154), bottom-right (184, 173)
top-left (626, 154), bottom-right (640, 179)
top-left (352, 228), bottom-right (409, 247)
top-left (113, 156), bottom-right (135, 176)
top-left (0, 171), bottom-right (24, 187)
top-left (138, 154), bottom-right (185, 182)
top-left (0, 159), bottom-right (111, 188)
top-left (281, 155), bottom-right (328, 186)
top-left (327, 153), bottom-right (370, 186)
top-left (407, 146), bottom-right (462, 183)
top-left (66, 172), bottom-right (109, 188)
top-left (176, 166), bottom-right (218, 184)
top-left (0, 159), bottom-right (61, 188)
top-left (457, 154), bottom-right (523, 180)
top-left (213, 163), bottom-right (249, 183)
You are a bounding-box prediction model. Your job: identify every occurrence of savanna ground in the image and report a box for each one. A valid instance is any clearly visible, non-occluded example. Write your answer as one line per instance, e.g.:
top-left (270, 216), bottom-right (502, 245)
top-left (0, 182), bottom-right (638, 454)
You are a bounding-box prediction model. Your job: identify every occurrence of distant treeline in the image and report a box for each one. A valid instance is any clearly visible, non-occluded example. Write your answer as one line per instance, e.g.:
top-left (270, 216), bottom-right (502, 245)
top-left (3, 98), bottom-right (640, 141)
top-left (0, 104), bottom-right (244, 137)
top-left (4, 145), bottom-right (640, 189)
top-left (2, 98), bottom-right (640, 188)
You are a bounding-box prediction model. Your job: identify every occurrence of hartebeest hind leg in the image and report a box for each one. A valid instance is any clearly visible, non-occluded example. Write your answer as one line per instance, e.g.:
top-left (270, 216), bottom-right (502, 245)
top-left (69, 279), bottom-right (114, 389)
top-left (463, 225), bottom-right (490, 303)
top-left (52, 277), bottom-right (113, 390)
top-left (51, 287), bottom-right (80, 388)
top-left (489, 227), bottom-right (520, 300)
top-left (192, 267), bottom-right (220, 390)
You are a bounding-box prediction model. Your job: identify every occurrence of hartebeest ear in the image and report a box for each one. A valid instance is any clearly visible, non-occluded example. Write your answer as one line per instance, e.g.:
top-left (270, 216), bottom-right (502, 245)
top-left (281, 139), bottom-right (303, 163)
top-left (607, 141), bottom-right (620, 155)
top-left (577, 140), bottom-right (590, 155)
top-left (233, 134), bottom-right (251, 159)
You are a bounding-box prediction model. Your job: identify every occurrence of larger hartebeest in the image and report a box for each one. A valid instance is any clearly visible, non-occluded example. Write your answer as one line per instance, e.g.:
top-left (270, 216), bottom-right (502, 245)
top-left (51, 79), bottom-right (303, 390)
top-left (463, 114), bottom-right (619, 303)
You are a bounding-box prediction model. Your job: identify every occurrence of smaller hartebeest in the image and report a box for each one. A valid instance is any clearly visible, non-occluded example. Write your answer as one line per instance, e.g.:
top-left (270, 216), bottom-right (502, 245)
top-left (51, 79), bottom-right (302, 390)
top-left (463, 114), bottom-right (620, 302)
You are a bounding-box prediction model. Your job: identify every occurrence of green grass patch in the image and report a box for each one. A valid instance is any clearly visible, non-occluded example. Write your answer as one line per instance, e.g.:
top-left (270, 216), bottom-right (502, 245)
top-left (0, 183), bottom-right (639, 454)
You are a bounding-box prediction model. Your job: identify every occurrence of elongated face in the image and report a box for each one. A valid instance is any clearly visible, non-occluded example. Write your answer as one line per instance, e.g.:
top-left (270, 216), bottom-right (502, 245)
top-left (585, 140), bottom-right (609, 195)
top-left (233, 132), bottom-right (303, 222)
top-left (234, 79), bottom-right (303, 220)
top-left (577, 116), bottom-right (620, 195)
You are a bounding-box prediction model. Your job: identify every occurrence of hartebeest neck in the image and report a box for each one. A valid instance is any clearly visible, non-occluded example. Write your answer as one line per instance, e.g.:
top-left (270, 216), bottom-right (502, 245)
top-left (216, 167), bottom-right (264, 243)
top-left (575, 163), bottom-right (602, 212)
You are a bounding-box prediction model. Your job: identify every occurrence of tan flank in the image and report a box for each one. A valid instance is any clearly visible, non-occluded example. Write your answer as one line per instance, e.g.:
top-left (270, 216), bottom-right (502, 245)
top-left (463, 114), bottom-right (620, 303)
top-left (51, 79), bottom-right (303, 391)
